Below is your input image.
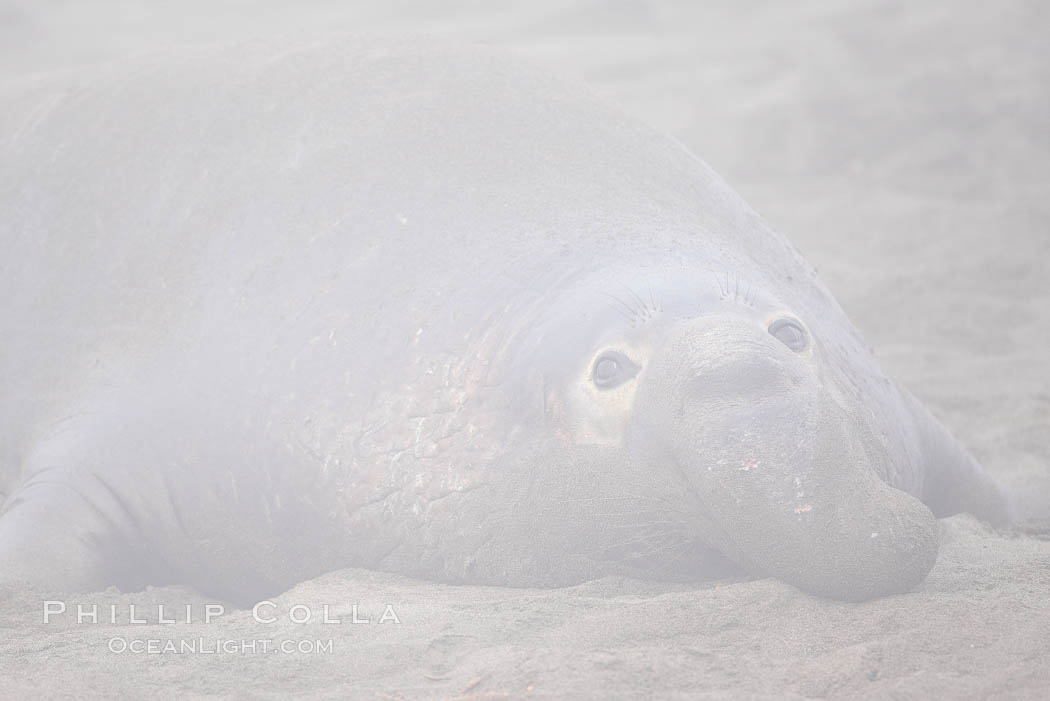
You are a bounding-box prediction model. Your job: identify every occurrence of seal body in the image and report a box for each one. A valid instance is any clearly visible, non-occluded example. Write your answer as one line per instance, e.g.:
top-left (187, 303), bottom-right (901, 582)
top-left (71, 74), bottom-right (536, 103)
top-left (0, 38), bottom-right (1009, 604)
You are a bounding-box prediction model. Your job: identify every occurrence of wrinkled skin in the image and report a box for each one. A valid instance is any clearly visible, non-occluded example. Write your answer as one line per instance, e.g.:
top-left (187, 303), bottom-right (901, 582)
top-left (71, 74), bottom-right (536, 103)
top-left (0, 38), bottom-right (1010, 605)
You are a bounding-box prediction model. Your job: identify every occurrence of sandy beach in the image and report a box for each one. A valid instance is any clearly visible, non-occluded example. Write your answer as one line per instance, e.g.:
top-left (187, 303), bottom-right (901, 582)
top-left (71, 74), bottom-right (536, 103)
top-left (1, 1), bottom-right (1048, 698)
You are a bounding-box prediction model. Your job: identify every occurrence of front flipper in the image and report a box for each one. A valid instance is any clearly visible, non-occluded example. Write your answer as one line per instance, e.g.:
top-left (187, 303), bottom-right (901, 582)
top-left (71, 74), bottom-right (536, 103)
top-left (0, 392), bottom-right (356, 606)
top-left (0, 470), bottom-right (174, 598)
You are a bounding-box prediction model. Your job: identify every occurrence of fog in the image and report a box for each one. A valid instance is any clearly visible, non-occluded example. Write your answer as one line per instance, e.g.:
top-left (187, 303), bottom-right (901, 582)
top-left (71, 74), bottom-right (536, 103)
top-left (1, 2), bottom-right (1048, 699)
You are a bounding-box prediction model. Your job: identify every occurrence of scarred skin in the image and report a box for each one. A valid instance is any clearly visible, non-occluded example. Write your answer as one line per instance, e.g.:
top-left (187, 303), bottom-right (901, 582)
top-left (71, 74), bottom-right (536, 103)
top-left (0, 37), bottom-right (1010, 605)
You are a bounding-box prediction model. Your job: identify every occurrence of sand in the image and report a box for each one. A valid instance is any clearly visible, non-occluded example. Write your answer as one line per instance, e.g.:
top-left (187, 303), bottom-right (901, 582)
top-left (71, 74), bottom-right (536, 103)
top-left (1, 1), bottom-right (1048, 698)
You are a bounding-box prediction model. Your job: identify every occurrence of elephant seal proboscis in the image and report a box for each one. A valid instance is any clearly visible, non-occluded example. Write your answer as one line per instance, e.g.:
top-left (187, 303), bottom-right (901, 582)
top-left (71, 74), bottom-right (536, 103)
top-left (0, 37), bottom-right (1010, 604)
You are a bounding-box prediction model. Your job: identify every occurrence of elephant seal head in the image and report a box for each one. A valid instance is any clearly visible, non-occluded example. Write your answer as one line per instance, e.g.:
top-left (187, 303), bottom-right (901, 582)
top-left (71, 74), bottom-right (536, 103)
top-left (498, 264), bottom-right (938, 601)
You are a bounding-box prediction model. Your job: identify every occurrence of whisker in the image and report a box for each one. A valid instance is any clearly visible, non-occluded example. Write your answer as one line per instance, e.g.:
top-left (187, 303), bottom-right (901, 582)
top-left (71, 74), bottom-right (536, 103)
top-left (601, 291), bottom-right (640, 325)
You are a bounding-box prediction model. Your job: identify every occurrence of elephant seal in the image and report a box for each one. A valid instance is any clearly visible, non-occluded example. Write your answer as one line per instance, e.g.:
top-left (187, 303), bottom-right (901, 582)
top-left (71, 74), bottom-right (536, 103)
top-left (0, 37), bottom-right (1010, 604)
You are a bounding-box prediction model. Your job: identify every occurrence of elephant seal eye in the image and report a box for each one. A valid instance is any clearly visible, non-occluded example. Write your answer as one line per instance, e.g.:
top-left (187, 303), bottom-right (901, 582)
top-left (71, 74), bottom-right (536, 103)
top-left (768, 318), bottom-right (808, 352)
top-left (595, 357), bottom-right (619, 383)
top-left (592, 351), bottom-right (640, 390)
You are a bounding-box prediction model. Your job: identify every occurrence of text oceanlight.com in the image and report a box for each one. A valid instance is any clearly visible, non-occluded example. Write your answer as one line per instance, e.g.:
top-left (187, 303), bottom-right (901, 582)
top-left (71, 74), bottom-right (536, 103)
top-left (107, 637), bottom-right (335, 655)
